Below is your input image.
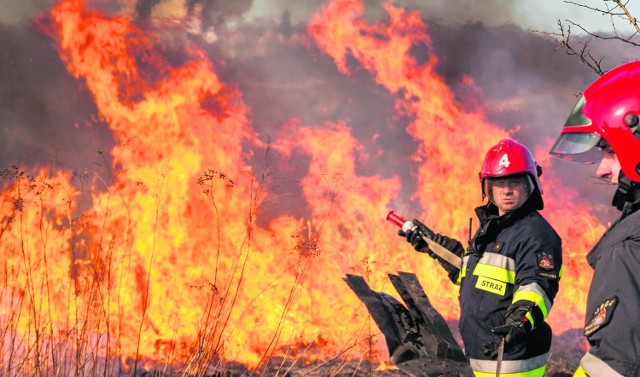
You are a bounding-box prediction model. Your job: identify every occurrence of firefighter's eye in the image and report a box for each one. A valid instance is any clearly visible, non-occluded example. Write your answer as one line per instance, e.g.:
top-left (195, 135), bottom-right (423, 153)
top-left (491, 179), bottom-right (526, 188)
top-left (596, 138), bottom-right (611, 150)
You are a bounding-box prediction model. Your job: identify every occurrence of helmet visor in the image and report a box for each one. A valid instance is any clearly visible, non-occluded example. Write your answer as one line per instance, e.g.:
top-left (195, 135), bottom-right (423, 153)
top-left (549, 132), bottom-right (606, 164)
top-left (549, 93), bottom-right (608, 164)
top-left (485, 174), bottom-right (534, 196)
top-left (564, 94), bottom-right (592, 127)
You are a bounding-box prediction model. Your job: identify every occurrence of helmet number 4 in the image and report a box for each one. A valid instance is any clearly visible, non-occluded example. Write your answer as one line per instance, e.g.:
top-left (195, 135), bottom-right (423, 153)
top-left (499, 153), bottom-right (511, 168)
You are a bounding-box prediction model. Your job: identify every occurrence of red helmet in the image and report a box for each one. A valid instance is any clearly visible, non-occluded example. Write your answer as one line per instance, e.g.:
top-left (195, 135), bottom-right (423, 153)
top-left (549, 60), bottom-right (640, 182)
top-left (480, 138), bottom-right (543, 199)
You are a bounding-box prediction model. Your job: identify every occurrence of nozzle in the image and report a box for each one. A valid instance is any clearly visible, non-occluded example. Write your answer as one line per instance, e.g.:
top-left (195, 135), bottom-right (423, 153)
top-left (386, 211), bottom-right (406, 228)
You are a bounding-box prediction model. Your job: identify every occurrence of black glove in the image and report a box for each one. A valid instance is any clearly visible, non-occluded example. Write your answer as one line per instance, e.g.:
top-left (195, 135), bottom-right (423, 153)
top-left (397, 219), bottom-right (464, 276)
top-left (483, 302), bottom-right (536, 358)
top-left (397, 219), bottom-right (433, 254)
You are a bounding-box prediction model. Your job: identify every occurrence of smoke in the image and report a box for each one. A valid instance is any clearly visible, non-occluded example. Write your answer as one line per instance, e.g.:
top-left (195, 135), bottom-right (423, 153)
top-left (424, 20), bottom-right (623, 223)
top-left (200, 5), bottom-right (629, 224)
top-left (0, 22), bottom-right (114, 175)
top-left (0, 1), bottom-right (633, 219)
top-left (0, 0), bottom-right (49, 26)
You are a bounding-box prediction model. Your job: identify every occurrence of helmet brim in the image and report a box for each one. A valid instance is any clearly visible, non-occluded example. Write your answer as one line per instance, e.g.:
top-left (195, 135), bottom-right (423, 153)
top-left (549, 132), bottom-right (605, 165)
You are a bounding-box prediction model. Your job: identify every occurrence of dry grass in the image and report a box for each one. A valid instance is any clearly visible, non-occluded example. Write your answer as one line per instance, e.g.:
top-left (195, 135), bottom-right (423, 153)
top-left (0, 164), bottom-right (585, 376)
top-left (0, 162), bottom-right (387, 377)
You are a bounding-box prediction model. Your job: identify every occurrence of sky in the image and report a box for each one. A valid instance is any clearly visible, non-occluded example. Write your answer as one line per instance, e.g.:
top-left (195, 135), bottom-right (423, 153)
top-left (244, 0), bottom-right (640, 35)
top-left (3, 0), bottom-right (639, 34)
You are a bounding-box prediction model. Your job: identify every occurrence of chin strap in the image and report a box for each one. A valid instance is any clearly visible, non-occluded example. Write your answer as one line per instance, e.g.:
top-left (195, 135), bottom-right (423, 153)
top-left (613, 172), bottom-right (640, 217)
top-left (614, 125), bottom-right (640, 213)
top-left (612, 174), bottom-right (632, 211)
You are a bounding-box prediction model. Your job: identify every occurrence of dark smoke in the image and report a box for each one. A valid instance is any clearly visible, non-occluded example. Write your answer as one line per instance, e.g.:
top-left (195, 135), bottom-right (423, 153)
top-left (136, 0), bottom-right (161, 19)
top-left (0, 22), bottom-right (114, 176)
top-left (195, 10), bottom-right (631, 225)
top-left (424, 19), bottom-right (630, 225)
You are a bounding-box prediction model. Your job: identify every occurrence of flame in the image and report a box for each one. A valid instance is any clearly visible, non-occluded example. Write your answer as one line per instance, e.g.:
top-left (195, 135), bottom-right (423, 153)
top-left (0, 0), bottom-right (604, 373)
top-left (308, 0), bottom-right (601, 333)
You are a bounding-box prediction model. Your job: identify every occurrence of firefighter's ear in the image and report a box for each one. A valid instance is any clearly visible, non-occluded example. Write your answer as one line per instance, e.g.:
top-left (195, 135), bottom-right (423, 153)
top-left (536, 165), bottom-right (542, 177)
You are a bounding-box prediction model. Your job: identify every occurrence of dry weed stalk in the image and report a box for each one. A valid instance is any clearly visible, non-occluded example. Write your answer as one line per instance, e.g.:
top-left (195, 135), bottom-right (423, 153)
top-left (0, 143), bottom-right (384, 376)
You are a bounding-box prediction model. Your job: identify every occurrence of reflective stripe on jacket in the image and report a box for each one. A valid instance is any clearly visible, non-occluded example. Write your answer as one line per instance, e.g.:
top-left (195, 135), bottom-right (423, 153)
top-left (470, 352), bottom-right (547, 377)
top-left (574, 351), bottom-right (624, 377)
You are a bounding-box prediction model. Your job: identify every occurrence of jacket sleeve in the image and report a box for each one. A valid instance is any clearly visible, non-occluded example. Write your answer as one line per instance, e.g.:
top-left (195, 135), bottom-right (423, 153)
top-left (511, 220), bottom-right (562, 329)
top-left (579, 237), bottom-right (640, 375)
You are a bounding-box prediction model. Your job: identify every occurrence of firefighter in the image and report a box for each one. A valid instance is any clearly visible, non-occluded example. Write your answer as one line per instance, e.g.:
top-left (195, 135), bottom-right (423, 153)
top-left (549, 60), bottom-right (640, 377)
top-left (400, 138), bottom-right (563, 376)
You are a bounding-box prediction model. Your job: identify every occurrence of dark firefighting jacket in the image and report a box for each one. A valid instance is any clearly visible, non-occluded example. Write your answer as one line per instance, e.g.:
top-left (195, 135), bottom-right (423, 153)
top-left (450, 195), bottom-right (562, 375)
top-left (574, 200), bottom-right (640, 377)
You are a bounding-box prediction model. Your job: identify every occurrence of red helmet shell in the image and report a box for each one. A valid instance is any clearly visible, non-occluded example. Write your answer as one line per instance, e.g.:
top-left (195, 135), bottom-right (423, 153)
top-left (550, 61), bottom-right (640, 182)
top-left (480, 138), bottom-right (542, 196)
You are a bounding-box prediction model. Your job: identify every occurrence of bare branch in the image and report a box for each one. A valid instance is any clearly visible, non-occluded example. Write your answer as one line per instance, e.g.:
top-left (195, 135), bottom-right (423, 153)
top-left (565, 19), bottom-right (640, 47)
top-left (613, 0), bottom-right (640, 34)
top-left (537, 20), bottom-right (605, 75)
top-left (535, 1), bottom-right (640, 75)
top-left (564, 0), bottom-right (623, 16)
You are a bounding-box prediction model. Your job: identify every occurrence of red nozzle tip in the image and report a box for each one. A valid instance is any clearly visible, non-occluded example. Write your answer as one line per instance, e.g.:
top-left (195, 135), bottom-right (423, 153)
top-left (386, 211), bottom-right (406, 228)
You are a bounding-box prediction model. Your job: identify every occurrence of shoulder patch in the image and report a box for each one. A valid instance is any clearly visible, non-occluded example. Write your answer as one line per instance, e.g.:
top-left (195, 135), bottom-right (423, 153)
top-left (584, 296), bottom-right (618, 337)
top-left (536, 252), bottom-right (555, 270)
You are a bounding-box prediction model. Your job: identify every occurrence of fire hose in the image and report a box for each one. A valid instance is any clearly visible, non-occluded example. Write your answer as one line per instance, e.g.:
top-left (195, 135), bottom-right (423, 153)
top-left (386, 211), bottom-right (462, 270)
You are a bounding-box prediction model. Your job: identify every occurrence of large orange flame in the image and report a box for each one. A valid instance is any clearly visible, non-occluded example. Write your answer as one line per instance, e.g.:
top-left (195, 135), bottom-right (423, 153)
top-left (308, 0), bottom-right (600, 332)
top-left (0, 0), bottom-right (602, 373)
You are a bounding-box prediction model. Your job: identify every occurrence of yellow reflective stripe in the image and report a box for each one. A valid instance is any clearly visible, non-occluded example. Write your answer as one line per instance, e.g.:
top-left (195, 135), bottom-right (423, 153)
top-left (526, 312), bottom-right (535, 329)
top-left (473, 263), bottom-right (515, 284)
top-left (473, 365), bottom-right (546, 377)
top-left (455, 267), bottom-right (465, 285)
top-left (559, 264), bottom-right (564, 278)
top-left (470, 353), bottom-right (547, 376)
top-left (573, 366), bottom-right (588, 377)
top-left (513, 283), bottom-right (551, 318)
top-left (473, 252), bottom-right (516, 284)
top-left (456, 255), bottom-right (471, 285)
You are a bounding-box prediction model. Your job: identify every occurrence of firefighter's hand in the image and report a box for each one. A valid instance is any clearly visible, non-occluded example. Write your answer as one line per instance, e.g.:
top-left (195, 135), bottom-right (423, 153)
top-left (483, 323), bottom-right (527, 358)
top-left (483, 305), bottom-right (533, 358)
top-left (397, 219), bottom-right (434, 255)
top-left (482, 340), bottom-right (501, 359)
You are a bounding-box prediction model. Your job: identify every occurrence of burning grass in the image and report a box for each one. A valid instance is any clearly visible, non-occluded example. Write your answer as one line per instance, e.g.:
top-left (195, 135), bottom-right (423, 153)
top-left (0, 165), bottom-right (587, 376)
top-left (0, 164), bottom-right (385, 376)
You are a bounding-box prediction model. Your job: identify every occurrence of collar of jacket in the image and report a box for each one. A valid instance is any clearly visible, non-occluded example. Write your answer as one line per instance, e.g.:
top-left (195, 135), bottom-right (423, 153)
top-left (470, 195), bottom-right (541, 257)
top-left (587, 189), bottom-right (640, 268)
top-left (474, 191), bottom-right (542, 228)
top-left (620, 186), bottom-right (640, 219)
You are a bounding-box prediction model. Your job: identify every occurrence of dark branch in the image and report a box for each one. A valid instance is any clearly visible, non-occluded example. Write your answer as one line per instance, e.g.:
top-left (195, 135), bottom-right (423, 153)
top-left (536, 20), bottom-right (605, 75)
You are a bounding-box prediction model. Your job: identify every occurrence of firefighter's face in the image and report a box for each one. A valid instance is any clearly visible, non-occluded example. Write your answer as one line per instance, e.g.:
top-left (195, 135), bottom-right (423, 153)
top-left (488, 176), bottom-right (530, 216)
top-left (595, 148), bottom-right (621, 184)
